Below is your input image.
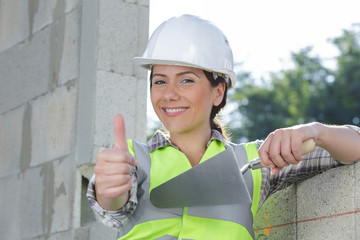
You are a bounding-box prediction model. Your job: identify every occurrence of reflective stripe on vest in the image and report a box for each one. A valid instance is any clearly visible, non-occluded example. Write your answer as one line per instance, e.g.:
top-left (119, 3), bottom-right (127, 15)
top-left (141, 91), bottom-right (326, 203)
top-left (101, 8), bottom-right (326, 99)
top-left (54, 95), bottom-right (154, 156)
top-left (118, 140), bottom-right (262, 240)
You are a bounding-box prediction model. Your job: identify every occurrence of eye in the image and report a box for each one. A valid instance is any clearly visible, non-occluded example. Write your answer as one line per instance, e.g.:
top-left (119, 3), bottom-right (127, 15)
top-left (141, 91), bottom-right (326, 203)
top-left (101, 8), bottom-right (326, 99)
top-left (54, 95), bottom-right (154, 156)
top-left (153, 80), bottom-right (166, 85)
top-left (181, 78), bottom-right (194, 84)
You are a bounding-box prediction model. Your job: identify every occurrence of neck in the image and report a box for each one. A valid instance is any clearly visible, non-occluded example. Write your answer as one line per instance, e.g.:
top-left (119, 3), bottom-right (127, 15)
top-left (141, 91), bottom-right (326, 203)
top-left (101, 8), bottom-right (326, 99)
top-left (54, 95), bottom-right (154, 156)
top-left (169, 127), bottom-right (212, 166)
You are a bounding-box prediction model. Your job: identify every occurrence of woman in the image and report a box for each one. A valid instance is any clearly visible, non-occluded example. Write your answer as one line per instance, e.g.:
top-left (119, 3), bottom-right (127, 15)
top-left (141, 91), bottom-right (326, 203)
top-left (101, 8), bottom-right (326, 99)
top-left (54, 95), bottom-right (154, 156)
top-left (87, 15), bottom-right (360, 239)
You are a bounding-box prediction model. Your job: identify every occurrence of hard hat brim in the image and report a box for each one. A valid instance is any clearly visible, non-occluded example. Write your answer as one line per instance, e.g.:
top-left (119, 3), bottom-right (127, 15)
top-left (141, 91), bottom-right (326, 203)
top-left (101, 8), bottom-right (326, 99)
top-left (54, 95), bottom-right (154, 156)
top-left (133, 57), bottom-right (236, 88)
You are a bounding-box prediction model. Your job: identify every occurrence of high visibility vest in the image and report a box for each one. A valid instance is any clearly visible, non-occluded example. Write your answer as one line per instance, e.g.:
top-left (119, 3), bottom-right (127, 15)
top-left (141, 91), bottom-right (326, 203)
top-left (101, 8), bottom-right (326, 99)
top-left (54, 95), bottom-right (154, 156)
top-left (118, 139), bottom-right (262, 240)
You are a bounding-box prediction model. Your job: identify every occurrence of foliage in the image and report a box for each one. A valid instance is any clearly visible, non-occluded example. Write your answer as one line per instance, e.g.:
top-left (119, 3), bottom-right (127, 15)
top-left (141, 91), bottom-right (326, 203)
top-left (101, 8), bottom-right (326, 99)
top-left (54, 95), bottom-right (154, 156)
top-left (228, 25), bottom-right (360, 142)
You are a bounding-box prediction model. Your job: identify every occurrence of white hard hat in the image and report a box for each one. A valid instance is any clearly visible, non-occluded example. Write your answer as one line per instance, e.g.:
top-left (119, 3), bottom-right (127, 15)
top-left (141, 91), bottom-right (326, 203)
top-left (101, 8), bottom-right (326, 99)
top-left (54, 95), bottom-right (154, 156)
top-left (134, 14), bottom-right (236, 88)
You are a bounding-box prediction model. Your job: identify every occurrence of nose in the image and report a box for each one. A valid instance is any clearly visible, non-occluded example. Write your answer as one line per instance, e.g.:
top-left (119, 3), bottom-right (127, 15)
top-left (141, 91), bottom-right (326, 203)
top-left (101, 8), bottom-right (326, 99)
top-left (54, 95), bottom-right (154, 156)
top-left (163, 83), bottom-right (180, 101)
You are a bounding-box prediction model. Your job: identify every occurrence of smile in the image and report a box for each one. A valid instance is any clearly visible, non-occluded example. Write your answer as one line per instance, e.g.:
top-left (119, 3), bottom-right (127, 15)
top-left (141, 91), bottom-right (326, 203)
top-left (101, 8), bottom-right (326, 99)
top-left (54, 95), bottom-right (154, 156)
top-left (164, 108), bottom-right (188, 113)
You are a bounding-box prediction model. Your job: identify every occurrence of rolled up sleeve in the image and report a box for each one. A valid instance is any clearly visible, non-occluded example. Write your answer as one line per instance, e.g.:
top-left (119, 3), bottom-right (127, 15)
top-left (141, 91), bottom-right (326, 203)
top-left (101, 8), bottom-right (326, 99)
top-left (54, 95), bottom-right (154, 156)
top-left (86, 174), bottom-right (138, 230)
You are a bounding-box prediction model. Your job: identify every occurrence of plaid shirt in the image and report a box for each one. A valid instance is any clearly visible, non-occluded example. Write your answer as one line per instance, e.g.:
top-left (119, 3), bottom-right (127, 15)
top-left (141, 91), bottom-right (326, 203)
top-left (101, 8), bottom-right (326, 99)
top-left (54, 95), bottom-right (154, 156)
top-left (87, 126), bottom-right (360, 230)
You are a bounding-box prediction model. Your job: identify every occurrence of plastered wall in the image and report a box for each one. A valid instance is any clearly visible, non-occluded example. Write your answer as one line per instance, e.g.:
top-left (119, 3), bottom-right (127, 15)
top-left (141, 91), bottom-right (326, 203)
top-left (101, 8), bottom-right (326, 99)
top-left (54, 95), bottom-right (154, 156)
top-left (0, 0), bottom-right (148, 239)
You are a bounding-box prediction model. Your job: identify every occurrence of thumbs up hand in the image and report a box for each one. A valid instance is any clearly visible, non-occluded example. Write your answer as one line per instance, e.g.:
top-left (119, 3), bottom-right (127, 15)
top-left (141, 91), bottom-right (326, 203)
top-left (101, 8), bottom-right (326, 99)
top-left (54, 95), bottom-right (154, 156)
top-left (94, 114), bottom-right (138, 210)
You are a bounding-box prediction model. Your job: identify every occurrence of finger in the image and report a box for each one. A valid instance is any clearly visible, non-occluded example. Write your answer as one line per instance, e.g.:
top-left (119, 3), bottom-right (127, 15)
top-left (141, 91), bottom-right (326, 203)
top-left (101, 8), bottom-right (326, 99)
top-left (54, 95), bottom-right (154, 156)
top-left (280, 132), bottom-right (299, 165)
top-left (98, 177), bottom-right (135, 198)
top-left (270, 167), bottom-right (282, 175)
top-left (258, 134), bottom-right (275, 168)
top-left (114, 114), bottom-right (128, 151)
top-left (95, 162), bottom-right (134, 176)
top-left (268, 132), bottom-right (289, 168)
top-left (95, 174), bottom-right (132, 191)
top-left (98, 150), bottom-right (138, 166)
top-left (290, 134), bottom-right (303, 162)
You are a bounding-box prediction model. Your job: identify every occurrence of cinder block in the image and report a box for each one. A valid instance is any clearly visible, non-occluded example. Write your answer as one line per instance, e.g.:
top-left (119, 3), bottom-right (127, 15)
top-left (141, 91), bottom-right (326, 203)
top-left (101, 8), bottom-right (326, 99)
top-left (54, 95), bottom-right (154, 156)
top-left (27, 236), bottom-right (46, 240)
top-left (0, 26), bottom-right (51, 113)
top-left (255, 225), bottom-right (296, 240)
top-left (31, 85), bottom-right (77, 166)
top-left (75, 226), bottom-right (90, 240)
top-left (30, 0), bottom-right (55, 34)
top-left (64, 0), bottom-right (81, 13)
top-left (0, 105), bottom-right (25, 177)
top-left (355, 162), bottom-right (360, 212)
top-left (355, 162), bottom-right (360, 240)
top-left (135, 77), bottom-right (147, 142)
top-left (89, 222), bottom-right (118, 240)
top-left (47, 1), bottom-right (82, 90)
top-left (94, 70), bottom-right (140, 147)
top-left (123, 0), bottom-right (137, 3)
top-left (296, 165), bottom-right (356, 239)
top-left (19, 165), bottom-right (46, 239)
top-left (31, 0), bottom-right (81, 35)
top-left (297, 214), bottom-right (356, 240)
top-left (0, 0), bottom-right (29, 52)
top-left (137, 0), bottom-right (150, 6)
top-left (51, 156), bottom-right (75, 233)
top-left (297, 165), bottom-right (356, 221)
top-left (97, 0), bottom-right (148, 76)
top-left (0, 173), bottom-right (21, 240)
top-left (47, 230), bottom-right (73, 240)
top-left (357, 212), bottom-right (360, 240)
top-left (18, 160), bottom-right (75, 239)
top-left (73, 164), bottom-right (96, 229)
top-left (31, 230), bottom-right (76, 240)
top-left (254, 185), bottom-right (297, 240)
top-left (26, 230), bottom-right (73, 240)
top-left (133, 4), bottom-right (149, 79)
top-left (58, 8), bottom-right (80, 85)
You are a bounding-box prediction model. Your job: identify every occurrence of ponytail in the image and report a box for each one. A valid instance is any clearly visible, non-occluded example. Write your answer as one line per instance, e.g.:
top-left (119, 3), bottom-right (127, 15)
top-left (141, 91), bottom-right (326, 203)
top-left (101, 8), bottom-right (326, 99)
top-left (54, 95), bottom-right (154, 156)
top-left (203, 71), bottom-right (230, 141)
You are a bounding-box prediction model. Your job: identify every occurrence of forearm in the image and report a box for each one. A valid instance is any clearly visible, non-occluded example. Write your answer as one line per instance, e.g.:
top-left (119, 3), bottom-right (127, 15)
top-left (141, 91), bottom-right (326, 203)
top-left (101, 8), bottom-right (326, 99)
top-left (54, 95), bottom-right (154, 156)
top-left (311, 122), bottom-right (360, 162)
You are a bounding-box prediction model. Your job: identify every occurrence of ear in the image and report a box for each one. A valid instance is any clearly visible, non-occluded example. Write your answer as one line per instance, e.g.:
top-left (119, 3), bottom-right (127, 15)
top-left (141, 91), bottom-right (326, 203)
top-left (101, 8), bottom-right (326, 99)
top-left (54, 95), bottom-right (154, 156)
top-left (212, 82), bottom-right (226, 107)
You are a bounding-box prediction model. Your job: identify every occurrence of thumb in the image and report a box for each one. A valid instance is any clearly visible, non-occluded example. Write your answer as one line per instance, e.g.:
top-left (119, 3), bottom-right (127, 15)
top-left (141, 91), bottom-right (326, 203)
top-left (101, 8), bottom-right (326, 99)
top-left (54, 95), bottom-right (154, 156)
top-left (114, 114), bottom-right (128, 151)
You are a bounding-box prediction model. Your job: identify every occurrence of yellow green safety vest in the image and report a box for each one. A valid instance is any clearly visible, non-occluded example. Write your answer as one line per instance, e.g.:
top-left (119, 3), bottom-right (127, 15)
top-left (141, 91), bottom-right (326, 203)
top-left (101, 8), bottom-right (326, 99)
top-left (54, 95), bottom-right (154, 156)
top-left (118, 139), bottom-right (262, 240)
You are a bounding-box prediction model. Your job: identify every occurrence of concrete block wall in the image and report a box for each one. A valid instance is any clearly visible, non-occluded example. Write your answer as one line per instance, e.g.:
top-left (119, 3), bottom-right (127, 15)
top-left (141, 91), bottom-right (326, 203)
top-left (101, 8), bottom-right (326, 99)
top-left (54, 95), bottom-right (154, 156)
top-left (0, 0), bottom-right (148, 239)
top-left (254, 162), bottom-right (360, 240)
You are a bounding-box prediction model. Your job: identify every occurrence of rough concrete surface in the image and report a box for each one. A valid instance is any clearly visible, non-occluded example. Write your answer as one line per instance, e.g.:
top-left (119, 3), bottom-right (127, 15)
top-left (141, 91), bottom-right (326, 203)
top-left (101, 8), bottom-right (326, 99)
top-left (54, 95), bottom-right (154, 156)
top-left (254, 185), bottom-right (297, 240)
top-left (0, 0), bottom-right (149, 239)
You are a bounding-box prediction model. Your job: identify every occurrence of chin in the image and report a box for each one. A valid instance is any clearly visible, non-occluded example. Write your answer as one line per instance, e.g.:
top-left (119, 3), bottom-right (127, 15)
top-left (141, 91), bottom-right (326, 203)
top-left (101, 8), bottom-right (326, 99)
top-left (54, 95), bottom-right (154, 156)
top-left (162, 124), bottom-right (189, 134)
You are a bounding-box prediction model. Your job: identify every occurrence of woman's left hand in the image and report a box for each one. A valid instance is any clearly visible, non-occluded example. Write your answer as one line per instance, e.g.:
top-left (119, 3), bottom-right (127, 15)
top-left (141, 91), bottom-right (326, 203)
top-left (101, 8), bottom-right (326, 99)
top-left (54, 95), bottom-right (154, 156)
top-left (258, 123), bottom-right (318, 175)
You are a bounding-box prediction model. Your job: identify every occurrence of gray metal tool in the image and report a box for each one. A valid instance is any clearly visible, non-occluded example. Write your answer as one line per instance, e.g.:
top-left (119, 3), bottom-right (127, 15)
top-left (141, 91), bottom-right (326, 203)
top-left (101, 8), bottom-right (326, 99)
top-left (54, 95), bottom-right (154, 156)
top-left (150, 139), bottom-right (316, 208)
top-left (150, 147), bottom-right (252, 208)
top-left (240, 138), bottom-right (316, 174)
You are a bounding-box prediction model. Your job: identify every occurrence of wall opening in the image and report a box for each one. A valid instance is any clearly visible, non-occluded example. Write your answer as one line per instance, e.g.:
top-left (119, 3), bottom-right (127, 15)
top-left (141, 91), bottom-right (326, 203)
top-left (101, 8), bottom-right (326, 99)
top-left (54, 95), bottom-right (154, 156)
top-left (81, 175), bottom-right (96, 225)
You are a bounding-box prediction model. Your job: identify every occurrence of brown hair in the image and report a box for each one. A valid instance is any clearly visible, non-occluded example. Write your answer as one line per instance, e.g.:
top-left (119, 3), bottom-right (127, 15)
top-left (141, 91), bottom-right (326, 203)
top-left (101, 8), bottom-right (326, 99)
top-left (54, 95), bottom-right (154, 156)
top-left (203, 71), bottom-right (230, 140)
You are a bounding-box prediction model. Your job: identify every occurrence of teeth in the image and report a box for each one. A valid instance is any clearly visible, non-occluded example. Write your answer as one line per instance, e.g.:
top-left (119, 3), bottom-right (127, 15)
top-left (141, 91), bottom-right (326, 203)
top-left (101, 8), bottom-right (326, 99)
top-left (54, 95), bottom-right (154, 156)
top-left (165, 108), bottom-right (187, 113)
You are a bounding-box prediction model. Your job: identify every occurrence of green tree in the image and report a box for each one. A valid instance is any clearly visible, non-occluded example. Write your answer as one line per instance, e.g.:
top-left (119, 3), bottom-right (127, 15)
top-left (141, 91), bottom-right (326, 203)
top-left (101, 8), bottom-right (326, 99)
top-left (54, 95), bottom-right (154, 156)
top-left (229, 25), bottom-right (360, 142)
top-left (314, 25), bottom-right (360, 124)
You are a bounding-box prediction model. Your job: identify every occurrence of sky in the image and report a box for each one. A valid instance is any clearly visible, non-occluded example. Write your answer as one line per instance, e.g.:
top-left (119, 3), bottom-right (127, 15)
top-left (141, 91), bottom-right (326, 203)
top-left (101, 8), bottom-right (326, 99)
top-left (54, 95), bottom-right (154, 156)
top-left (146, 0), bottom-right (360, 127)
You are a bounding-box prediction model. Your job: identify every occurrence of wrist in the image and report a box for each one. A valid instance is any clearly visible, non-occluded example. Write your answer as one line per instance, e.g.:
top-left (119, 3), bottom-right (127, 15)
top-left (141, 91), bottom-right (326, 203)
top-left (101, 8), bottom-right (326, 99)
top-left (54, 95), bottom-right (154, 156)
top-left (96, 192), bottom-right (130, 211)
top-left (308, 122), bottom-right (324, 147)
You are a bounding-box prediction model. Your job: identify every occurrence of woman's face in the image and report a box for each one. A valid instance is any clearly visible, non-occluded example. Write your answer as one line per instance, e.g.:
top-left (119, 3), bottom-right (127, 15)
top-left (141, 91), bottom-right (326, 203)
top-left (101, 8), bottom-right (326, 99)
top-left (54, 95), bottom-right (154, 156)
top-left (151, 65), bottom-right (224, 134)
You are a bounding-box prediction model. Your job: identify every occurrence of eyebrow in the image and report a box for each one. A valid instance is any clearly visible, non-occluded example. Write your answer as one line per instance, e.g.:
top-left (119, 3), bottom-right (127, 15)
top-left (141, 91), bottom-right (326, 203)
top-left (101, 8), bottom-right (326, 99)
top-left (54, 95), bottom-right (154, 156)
top-left (152, 71), bottom-right (201, 79)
